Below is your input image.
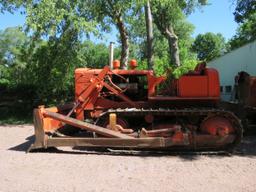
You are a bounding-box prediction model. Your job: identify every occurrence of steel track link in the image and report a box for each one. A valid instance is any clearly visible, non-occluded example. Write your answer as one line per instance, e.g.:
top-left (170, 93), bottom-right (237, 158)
top-left (97, 108), bottom-right (243, 152)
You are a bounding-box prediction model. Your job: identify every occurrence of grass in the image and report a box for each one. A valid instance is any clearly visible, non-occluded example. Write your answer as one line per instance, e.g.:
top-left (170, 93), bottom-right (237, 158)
top-left (0, 106), bottom-right (33, 125)
top-left (0, 116), bottom-right (32, 125)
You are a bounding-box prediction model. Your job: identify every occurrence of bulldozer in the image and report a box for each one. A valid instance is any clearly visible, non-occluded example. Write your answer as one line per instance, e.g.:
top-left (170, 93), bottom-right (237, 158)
top-left (222, 71), bottom-right (256, 134)
top-left (28, 58), bottom-right (242, 153)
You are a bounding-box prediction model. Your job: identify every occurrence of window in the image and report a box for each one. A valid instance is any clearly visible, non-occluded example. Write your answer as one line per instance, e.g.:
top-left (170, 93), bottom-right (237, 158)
top-left (220, 86), bottom-right (223, 93)
top-left (225, 86), bottom-right (232, 93)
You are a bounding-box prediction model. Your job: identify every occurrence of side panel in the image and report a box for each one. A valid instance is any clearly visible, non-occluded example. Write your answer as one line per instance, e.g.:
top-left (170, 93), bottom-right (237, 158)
top-left (178, 76), bottom-right (208, 97)
top-left (205, 68), bottom-right (220, 97)
top-left (75, 70), bottom-right (95, 100)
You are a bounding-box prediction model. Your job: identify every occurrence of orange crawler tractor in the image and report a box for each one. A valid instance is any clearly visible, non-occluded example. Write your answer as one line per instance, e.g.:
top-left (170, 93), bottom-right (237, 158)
top-left (28, 60), bottom-right (242, 152)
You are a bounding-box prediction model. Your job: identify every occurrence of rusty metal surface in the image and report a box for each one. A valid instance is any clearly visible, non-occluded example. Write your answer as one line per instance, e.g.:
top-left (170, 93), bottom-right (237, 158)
top-left (28, 107), bottom-right (241, 152)
top-left (27, 109), bottom-right (47, 152)
top-left (43, 110), bottom-right (133, 139)
top-left (46, 137), bottom-right (187, 148)
top-left (98, 107), bottom-right (242, 151)
top-left (248, 77), bottom-right (256, 107)
top-left (140, 127), bottom-right (180, 137)
top-left (29, 64), bottom-right (243, 153)
top-left (29, 134), bottom-right (235, 152)
top-left (236, 74), bottom-right (256, 107)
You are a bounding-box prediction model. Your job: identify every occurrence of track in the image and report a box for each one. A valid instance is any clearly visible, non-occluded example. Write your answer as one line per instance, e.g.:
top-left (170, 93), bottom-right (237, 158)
top-left (97, 108), bottom-right (243, 152)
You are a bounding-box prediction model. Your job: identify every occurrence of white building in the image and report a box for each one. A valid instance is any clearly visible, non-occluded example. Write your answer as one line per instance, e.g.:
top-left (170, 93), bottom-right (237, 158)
top-left (208, 40), bottom-right (256, 101)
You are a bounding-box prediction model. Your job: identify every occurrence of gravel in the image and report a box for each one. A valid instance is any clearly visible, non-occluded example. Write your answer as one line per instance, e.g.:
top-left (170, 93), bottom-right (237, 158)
top-left (0, 124), bottom-right (256, 192)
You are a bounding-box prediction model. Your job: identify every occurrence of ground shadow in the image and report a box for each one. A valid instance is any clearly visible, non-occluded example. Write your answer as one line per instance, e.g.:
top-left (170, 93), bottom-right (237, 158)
top-left (9, 135), bottom-right (256, 160)
top-left (236, 136), bottom-right (256, 156)
top-left (9, 135), bottom-right (35, 152)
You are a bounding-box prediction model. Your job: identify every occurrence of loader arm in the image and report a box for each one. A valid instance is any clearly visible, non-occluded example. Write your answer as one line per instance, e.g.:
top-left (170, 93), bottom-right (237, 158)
top-left (75, 66), bottom-right (135, 120)
top-left (34, 66), bottom-right (136, 134)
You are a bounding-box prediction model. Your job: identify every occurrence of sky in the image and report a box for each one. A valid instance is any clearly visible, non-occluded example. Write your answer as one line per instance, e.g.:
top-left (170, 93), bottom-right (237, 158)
top-left (0, 0), bottom-right (238, 43)
top-left (188, 0), bottom-right (238, 40)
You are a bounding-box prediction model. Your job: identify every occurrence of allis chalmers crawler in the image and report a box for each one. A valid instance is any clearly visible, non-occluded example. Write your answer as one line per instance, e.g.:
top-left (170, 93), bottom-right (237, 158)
top-left (28, 60), bottom-right (242, 152)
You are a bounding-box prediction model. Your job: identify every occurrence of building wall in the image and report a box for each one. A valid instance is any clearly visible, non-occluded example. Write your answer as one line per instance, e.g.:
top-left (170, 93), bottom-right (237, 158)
top-left (208, 40), bottom-right (256, 101)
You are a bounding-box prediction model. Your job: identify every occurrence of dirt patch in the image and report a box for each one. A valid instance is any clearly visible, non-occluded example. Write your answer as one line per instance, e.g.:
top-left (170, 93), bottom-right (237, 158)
top-left (0, 125), bottom-right (256, 192)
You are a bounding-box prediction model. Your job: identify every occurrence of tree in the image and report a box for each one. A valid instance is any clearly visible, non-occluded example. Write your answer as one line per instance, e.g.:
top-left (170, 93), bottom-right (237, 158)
top-left (151, 1), bottom-right (182, 67)
top-left (86, 0), bottom-right (134, 69)
top-left (0, 0), bottom-right (101, 102)
top-left (233, 0), bottom-right (256, 23)
top-left (228, 0), bottom-right (256, 50)
top-left (23, 26), bottom-right (81, 103)
top-left (192, 32), bottom-right (226, 61)
top-left (0, 0), bottom-right (98, 39)
top-left (0, 27), bottom-right (29, 85)
top-left (78, 40), bottom-right (109, 68)
top-left (144, 0), bottom-right (154, 69)
top-left (128, 1), bottom-right (197, 75)
top-left (150, 0), bottom-right (207, 67)
top-left (228, 15), bottom-right (256, 50)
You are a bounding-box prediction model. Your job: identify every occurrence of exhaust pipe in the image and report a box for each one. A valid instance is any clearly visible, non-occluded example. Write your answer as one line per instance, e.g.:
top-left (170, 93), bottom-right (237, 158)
top-left (109, 42), bottom-right (115, 69)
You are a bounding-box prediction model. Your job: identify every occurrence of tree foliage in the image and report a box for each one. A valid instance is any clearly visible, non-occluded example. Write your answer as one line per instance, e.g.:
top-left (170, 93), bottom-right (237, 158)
top-left (0, 27), bottom-right (28, 85)
top-left (0, 27), bottom-right (113, 105)
top-left (85, 0), bottom-right (134, 68)
top-left (78, 40), bottom-right (110, 68)
top-left (233, 0), bottom-right (256, 23)
top-left (192, 32), bottom-right (226, 61)
top-left (229, 0), bottom-right (256, 50)
top-left (0, 0), bottom-right (212, 120)
top-left (150, 0), bottom-right (207, 67)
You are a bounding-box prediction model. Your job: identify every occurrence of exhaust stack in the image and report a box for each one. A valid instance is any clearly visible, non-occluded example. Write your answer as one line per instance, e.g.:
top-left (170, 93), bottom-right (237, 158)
top-left (109, 42), bottom-right (115, 69)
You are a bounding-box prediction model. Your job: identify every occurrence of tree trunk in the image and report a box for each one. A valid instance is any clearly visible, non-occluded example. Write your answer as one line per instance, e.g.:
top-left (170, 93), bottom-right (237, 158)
top-left (165, 26), bottom-right (180, 67)
top-left (116, 16), bottom-right (129, 69)
top-left (145, 0), bottom-right (154, 70)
